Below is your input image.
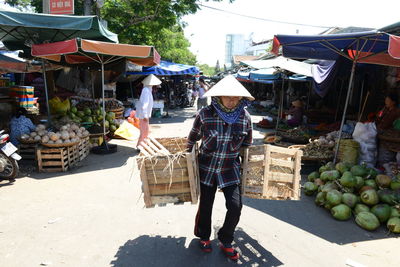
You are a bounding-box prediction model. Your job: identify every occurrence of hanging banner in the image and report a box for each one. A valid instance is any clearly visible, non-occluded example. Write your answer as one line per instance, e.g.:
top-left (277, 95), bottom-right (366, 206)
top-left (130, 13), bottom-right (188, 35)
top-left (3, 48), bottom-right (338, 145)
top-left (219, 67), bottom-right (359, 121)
top-left (49, 0), bottom-right (74, 15)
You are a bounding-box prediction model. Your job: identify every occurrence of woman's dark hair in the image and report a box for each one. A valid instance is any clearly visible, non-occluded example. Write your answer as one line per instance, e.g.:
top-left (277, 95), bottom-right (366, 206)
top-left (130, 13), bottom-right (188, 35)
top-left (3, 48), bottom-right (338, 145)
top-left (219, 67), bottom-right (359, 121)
top-left (16, 107), bottom-right (27, 118)
top-left (199, 78), bottom-right (205, 83)
top-left (386, 93), bottom-right (398, 105)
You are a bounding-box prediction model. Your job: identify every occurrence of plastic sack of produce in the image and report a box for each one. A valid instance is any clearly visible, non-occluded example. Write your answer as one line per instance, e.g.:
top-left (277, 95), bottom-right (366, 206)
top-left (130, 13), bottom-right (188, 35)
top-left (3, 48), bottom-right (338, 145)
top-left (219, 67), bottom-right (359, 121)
top-left (114, 121), bottom-right (139, 141)
top-left (338, 139), bottom-right (360, 166)
top-left (352, 122), bottom-right (377, 167)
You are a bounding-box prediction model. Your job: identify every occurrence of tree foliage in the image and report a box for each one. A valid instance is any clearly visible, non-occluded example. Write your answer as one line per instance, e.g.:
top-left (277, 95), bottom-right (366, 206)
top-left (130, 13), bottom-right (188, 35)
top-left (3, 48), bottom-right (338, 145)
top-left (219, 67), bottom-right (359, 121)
top-left (197, 64), bottom-right (216, 77)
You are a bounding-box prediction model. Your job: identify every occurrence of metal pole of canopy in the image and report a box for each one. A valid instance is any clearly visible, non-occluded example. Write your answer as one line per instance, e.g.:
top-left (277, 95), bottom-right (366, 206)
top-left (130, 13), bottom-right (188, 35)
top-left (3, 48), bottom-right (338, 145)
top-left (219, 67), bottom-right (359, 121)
top-left (275, 76), bottom-right (285, 133)
top-left (101, 62), bottom-right (106, 141)
top-left (41, 60), bottom-right (51, 126)
top-left (333, 60), bottom-right (357, 163)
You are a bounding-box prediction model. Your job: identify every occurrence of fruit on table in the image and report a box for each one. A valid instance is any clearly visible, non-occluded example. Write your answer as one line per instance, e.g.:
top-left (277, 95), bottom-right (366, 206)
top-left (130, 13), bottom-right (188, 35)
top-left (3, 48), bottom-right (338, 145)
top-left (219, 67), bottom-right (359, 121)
top-left (335, 162), bottom-right (349, 174)
top-left (364, 179), bottom-right (378, 190)
top-left (351, 165), bottom-right (367, 177)
top-left (377, 189), bottom-right (396, 205)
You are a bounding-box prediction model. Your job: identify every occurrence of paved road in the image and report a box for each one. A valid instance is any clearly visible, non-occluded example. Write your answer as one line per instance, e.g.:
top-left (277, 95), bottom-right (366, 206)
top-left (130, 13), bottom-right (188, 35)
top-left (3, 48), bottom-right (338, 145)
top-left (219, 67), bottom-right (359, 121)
top-left (0, 106), bottom-right (399, 267)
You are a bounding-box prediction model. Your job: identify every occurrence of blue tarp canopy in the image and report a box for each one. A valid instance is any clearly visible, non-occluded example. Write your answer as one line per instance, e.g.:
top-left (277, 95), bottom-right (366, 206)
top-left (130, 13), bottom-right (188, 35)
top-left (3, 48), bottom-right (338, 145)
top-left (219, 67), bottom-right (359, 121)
top-left (272, 30), bottom-right (396, 64)
top-left (127, 60), bottom-right (199, 76)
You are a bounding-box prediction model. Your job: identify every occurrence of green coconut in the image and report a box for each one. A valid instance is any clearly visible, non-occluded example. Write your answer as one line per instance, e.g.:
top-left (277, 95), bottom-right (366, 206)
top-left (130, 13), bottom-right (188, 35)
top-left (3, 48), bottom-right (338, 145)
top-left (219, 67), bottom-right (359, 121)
top-left (360, 189), bottom-right (379, 206)
top-left (390, 206), bottom-right (400, 218)
top-left (320, 182), bottom-right (338, 193)
top-left (354, 176), bottom-right (365, 190)
top-left (354, 203), bottom-right (370, 215)
top-left (335, 162), bottom-right (349, 174)
top-left (303, 182), bottom-right (318, 196)
top-left (308, 171), bottom-right (320, 182)
top-left (315, 192), bottom-right (326, 206)
top-left (331, 204), bottom-right (352, 221)
top-left (320, 170), bottom-right (340, 182)
top-left (364, 179), bottom-right (378, 190)
top-left (342, 193), bottom-right (358, 208)
top-left (377, 189), bottom-right (396, 205)
top-left (371, 204), bottom-right (392, 223)
top-left (387, 217), bottom-right (400, 233)
top-left (326, 190), bottom-right (342, 207)
top-left (351, 165), bottom-right (367, 177)
top-left (364, 167), bottom-right (378, 179)
top-left (340, 171), bottom-right (357, 188)
top-left (390, 179), bottom-right (400, 190)
top-left (376, 174), bottom-right (392, 188)
top-left (355, 212), bottom-right (380, 231)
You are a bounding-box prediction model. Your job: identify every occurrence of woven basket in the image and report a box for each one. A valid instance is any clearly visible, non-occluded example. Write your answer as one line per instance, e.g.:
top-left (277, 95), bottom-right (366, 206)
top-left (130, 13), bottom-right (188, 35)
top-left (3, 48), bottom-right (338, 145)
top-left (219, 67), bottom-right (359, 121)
top-left (19, 138), bottom-right (40, 144)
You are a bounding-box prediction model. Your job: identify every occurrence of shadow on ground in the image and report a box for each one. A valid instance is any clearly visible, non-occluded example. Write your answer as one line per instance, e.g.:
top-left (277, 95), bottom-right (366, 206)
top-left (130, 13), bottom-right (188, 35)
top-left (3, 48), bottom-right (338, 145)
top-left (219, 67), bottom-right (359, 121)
top-left (243, 174), bottom-right (392, 245)
top-left (110, 228), bottom-right (283, 267)
top-left (14, 140), bottom-right (139, 181)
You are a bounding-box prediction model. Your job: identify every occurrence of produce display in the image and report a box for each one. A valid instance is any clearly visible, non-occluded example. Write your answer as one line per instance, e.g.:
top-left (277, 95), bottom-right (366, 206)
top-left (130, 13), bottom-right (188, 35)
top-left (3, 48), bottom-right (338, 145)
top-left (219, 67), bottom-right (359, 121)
top-left (299, 142), bottom-right (334, 160)
top-left (304, 162), bottom-right (400, 234)
top-left (278, 126), bottom-right (313, 144)
top-left (41, 124), bottom-right (89, 146)
top-left (326, 130), bottom-right (352, 140)
top-left (20, 124), bottom-right (89, 146)
top-left (68, 105), bottom-right (120, 133)
top-left (104, 99), bottom-right (123, 111)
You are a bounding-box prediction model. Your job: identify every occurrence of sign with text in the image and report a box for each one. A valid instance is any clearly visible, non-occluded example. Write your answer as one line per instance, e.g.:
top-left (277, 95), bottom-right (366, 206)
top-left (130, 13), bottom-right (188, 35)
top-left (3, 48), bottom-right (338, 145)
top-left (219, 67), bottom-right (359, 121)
top-left (49, 0), bottom-right (74, 15)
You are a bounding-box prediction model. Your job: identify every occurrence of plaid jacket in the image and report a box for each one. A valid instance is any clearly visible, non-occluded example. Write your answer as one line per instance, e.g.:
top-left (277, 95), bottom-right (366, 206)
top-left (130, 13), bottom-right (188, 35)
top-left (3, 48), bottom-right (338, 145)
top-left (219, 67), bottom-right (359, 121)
top-left (187, 105), bottom-right (252, 188)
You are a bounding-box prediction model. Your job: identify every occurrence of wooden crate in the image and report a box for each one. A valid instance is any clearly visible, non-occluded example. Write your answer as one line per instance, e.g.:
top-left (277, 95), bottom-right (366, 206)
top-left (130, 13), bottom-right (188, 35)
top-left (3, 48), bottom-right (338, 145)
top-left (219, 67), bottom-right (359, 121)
top-left (78, 137), bottom-right (90, 161)
top-left (37, 146), bottom-right (71, 172)
top-left (18, 143), bottom-right (38, 160)
top-left (137, 137), bottom-right (200, 208)
top-left (241, 144), bottom-right (303, 200)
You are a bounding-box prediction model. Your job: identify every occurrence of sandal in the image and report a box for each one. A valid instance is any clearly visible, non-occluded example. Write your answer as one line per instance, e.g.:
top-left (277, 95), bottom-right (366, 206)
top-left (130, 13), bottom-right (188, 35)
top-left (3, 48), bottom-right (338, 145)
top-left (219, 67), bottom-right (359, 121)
top-left (219, 243), bottom-right (239, 261)
top-left (199, 240), bottom-right (212, 253)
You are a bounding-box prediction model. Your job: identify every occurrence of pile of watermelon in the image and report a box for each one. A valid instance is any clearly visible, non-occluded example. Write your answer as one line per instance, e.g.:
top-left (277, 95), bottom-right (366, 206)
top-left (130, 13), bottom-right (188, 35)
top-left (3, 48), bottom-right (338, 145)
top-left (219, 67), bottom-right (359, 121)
top-left (304, 162), bottom-right (400, 233)
top-left (68, 106), bottom-right (119, 133)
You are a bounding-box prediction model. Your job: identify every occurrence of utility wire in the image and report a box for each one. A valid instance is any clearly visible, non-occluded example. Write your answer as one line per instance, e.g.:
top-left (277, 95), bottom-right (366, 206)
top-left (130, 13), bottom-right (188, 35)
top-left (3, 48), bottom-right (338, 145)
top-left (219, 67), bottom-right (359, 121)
top-left (198, 3), bottom-right (333, 29)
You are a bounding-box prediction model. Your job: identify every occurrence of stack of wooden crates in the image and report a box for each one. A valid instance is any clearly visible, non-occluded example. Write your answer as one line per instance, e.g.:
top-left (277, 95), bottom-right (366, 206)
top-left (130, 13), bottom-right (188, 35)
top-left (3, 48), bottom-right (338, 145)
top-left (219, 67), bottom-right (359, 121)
top-left (36, 137), bottom-right (90, 172)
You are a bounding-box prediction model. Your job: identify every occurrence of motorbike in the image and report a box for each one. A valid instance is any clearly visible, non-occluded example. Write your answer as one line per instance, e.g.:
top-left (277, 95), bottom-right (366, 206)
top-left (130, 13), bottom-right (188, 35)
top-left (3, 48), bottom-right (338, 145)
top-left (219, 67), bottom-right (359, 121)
top-left (0, 130), bottom-right (21, 181)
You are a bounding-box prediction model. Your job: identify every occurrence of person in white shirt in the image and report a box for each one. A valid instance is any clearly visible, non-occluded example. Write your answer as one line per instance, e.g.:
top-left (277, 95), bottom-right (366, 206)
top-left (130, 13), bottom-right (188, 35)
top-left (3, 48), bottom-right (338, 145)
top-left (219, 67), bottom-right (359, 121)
top-left (136, 74), bottom-right (161, 147)
top-left (197, 78), bottom-right (209, 111)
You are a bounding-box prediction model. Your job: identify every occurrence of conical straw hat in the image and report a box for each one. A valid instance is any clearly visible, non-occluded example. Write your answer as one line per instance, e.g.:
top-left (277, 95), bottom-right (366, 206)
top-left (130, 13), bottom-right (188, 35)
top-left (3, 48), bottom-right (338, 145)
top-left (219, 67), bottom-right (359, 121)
top-left (203, 75), bottom-right (254, 101)
top-left (142, 74), bottom-right (161, 86)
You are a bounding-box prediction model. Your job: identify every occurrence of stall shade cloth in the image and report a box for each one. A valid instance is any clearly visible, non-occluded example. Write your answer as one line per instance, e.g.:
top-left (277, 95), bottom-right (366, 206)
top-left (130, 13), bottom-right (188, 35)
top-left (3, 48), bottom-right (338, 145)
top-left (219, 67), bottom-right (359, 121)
top-left (240, 56), bottom-right (313, 77)
top-left (0, 50), bottom-right (61, 73)
top-left (0, 10), bottom-right (118, 51)
top-left (31, 38), bottom-right (160, 67)
top-left (272, 30), bottom-right (400, 67)
top-left (127, 60), bottom-right (199, 76)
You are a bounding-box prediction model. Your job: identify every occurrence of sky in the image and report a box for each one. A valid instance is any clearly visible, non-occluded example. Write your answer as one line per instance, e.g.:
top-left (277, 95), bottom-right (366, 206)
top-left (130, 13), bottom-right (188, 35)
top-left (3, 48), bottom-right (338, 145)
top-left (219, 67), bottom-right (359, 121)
top-left (183, 0), bottom-right (400, 66)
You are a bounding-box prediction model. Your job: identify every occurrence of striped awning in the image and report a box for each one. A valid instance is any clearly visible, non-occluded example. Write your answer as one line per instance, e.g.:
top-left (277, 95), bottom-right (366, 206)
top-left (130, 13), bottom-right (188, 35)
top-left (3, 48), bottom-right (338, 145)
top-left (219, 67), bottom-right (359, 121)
top-left (127, 60), bottom-right (199, 76)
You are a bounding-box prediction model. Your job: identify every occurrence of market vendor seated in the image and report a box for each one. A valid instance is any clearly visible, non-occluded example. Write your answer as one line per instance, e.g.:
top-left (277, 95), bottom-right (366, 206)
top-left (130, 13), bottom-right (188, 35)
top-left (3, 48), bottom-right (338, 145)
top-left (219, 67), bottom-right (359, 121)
top-left (9, 107), bottom-right (35, 146)
top-left (376, 93), bottom-right (400, 131)
top-left (286, 100), bottom-right (304, 127)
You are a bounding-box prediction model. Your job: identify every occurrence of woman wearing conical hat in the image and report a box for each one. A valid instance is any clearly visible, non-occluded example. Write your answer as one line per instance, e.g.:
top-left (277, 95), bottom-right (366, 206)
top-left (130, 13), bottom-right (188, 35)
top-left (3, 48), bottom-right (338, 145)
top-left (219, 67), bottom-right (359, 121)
top-left (136, 74), bottom-right (161, 147)
top-left (187, 75), bottom-right (254, 261)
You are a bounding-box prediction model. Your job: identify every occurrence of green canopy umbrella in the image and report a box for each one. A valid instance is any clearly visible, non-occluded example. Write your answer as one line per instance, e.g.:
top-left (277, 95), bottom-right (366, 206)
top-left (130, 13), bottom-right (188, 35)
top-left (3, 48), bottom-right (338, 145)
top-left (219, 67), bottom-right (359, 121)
top-left (0, 10), bottom-right (118, 52)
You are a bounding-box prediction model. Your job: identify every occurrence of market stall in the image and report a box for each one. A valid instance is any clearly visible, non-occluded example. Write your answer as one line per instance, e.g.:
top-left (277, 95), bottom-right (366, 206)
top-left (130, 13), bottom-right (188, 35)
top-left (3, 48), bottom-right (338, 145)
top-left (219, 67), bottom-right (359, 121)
top-left (31, 38), bottom-right (160, 154)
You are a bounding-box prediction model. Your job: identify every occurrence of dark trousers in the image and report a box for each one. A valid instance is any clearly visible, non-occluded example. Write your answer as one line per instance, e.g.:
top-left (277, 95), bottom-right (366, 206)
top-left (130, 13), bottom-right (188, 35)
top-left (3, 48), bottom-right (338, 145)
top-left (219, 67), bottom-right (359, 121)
top-left (194, 182), bottom-right (242, 244)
